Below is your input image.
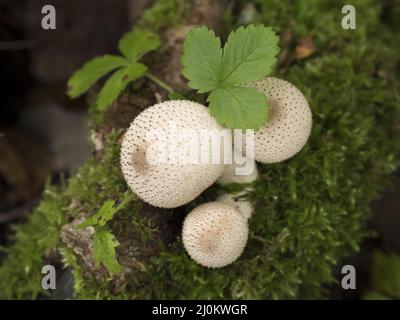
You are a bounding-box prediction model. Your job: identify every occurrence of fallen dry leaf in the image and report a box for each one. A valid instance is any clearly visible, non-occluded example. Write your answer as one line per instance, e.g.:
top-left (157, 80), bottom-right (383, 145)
top-left (295, 36), bottom-right (315, 59)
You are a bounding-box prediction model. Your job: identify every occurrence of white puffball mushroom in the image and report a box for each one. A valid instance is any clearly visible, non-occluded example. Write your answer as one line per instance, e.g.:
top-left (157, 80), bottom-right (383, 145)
top-left (250, 77), bottom-right (312, 163)
top-left (217, 157), bottom-right (258, 219)
top-left (182, 202), bottom-right (248, 268)
top-left (120, 100), bottom-right (227, 208)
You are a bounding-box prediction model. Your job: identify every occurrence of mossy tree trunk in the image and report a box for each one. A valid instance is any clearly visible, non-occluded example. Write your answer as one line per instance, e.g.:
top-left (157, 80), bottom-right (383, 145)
top-left (0, 0), bottom-right (400, 299)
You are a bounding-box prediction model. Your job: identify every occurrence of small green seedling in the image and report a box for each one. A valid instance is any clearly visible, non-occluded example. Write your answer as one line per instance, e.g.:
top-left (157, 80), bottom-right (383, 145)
top-left (68, 24), bottom-right (279, 130)
top-left (76, 192), bottom-right (136, 275)
top-left (68, 28), bottom-right (162, 111)
top-left (181, 25), bottom-right (279, 129)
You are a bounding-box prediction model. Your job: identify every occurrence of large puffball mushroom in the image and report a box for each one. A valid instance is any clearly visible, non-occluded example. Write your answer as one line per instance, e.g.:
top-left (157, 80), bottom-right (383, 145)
top-left (182, 202), bottom-right (248, 268)
top-left (217, 157), bottom-right (258, 219)
top-left (120, 100), bottom-right (228, 208)
top-left (249, 77), bottom-right (312, 163)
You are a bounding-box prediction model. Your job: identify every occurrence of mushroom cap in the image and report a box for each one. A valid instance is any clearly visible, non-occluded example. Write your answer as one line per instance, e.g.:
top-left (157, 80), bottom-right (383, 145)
top-left (120, 100), bottom-right (227, 208)
top-left (182, 201), bottom-right (248, 268)
top-left (250, 77), bottom-right (312, 163)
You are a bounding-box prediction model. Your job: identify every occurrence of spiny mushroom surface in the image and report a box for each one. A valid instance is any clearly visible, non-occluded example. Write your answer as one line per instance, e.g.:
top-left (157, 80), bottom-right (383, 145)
top-left (120, 100), bottom-right (227, 208)
top-left (217, 157), bottom-right (258, 219)
top-left (249, 77), bottom-right (312, 163)
top-left (182, 202), bottom-right (248, 268)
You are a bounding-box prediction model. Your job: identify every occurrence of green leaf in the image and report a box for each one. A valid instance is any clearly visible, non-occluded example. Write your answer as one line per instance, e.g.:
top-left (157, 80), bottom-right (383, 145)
top-left (77, 200), bottom-right (116, 229)
top-left (181, 26), bottom-right (223, 93)
top-left (68, 28), bottom-right (160, 110)
top-left (208, 86), bottom-right (269, 129)
top-left (221, 25), bottom-right (279, 85)
top-left (93, 227), bottom-right (123, 275)
top-left (181, 25), bottom-right (279, 129)
top-left (77, 193), bottom-right (136, 229)
top-left (67, 55), bottom-right (129, 98)
top-left (97, 63), bottom-right (147, 111)
top-left (118, 28), bottom-right (160, 61)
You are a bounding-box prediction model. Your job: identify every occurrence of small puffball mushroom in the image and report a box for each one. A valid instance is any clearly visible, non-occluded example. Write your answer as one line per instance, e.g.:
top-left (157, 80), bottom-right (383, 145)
top-left (217, 158), bottom-right (258, 219)
top-left (249, 77), bottom-right (312, 163)
top-left (182, 202), bottom-right (248, 268)
top-left (120, 100), bottom-right (227, 208)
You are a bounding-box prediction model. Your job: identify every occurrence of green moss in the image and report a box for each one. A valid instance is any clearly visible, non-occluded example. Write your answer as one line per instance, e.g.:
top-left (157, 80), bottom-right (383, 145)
top-left (0, 129), bottom-right (151, 299)
top-left (66, 129), bottom-right (127, 213)
top-left (143, 0), bottom-right (400, 299)
top-left (59, 248), bottom-right (85, 298)
top-left (138, 0), bottom-right (185, 32)
top-left (0, 183), bottom-right (67, 299)
top-left (1, 0), bottom-right (400, 299)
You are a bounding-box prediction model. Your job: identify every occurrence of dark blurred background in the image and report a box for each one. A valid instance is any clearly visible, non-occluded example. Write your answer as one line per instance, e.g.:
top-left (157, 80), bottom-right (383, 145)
top-left (0, 0), bottom-right (399, 299)
top-left (0, 0), bottom-right (152, 226)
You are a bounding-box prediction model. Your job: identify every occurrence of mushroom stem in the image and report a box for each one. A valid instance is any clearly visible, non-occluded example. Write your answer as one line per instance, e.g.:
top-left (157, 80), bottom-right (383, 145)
top-left (217, 157), bottom-right (259, 220)
top-left (146, 73), bottom-right (174, 94)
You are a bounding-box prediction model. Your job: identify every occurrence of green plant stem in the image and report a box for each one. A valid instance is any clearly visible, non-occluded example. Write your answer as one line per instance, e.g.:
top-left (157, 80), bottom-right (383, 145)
top-left (146, 73), bottom-right (174, 94)
top-left (116, 192), bottom-right (137, 211)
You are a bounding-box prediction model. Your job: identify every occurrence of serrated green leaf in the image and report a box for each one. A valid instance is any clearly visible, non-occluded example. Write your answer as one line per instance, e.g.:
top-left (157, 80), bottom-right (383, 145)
top-left (77, 200), bottom-right (116, 229)
top-left (208, 86), bottom-right (269, 129)
top-left (221, 25), bottom-right (279, 85)
top-left (118, 28), bottom-right (160, 61)
top-left (181, 26), bottom-right (223, 93)
top-left (67, 55), bottom-right (129, 98)
top-left (181, 25), bottom-right (279, 129)
top-left (77, 193), bottom-right (136, 229)
top-left (93, 227), bottom-right (123, 275)
top-left (97, 63), bottom-right (147, 111)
